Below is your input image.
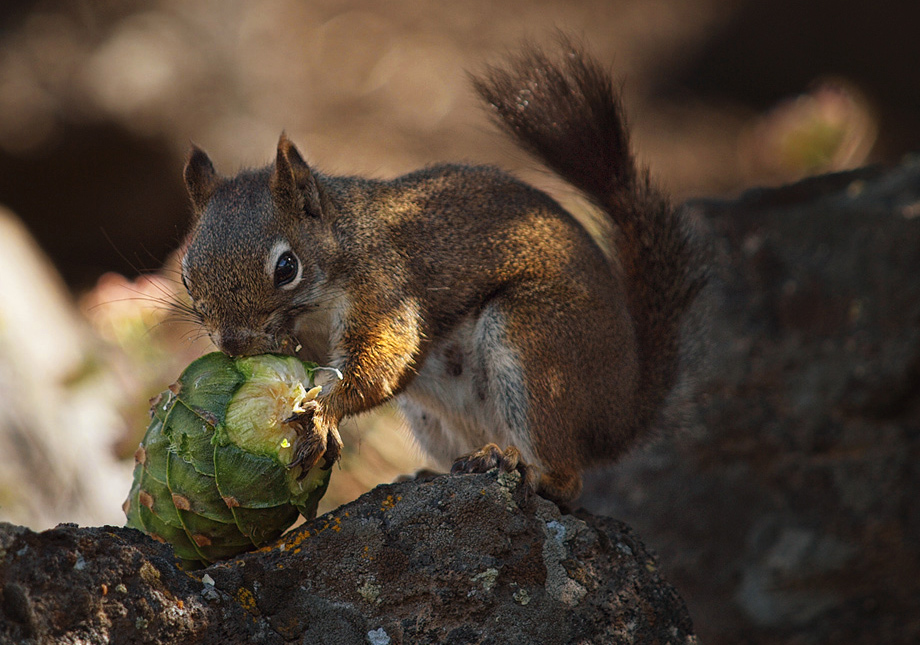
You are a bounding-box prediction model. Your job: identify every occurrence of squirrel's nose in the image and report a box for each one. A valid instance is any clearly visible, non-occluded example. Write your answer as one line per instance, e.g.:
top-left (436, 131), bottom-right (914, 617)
top-left (214, 329), bottom-right (263, 357)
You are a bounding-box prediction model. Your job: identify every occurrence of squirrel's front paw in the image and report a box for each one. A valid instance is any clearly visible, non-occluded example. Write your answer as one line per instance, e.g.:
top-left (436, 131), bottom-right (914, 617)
top-left (451, 443), bottom-right (536, 488)
top-left (284, 406), bottom-right (343, 476)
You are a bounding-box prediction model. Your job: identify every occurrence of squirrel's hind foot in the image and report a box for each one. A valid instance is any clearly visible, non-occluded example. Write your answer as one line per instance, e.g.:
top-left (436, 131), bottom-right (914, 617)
top-left (451, 443), bottom-right (535, 489)
top-left (451, 444), bottom-right (582, 508)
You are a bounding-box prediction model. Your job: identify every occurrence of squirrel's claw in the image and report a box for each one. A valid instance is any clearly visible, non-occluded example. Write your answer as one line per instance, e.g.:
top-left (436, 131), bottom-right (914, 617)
top-left (284, 400), bottom-right (317, 424)
top-left (320, 427), bottom-right (343, 470)
top-left (289, 433), bottom-right (325, 477)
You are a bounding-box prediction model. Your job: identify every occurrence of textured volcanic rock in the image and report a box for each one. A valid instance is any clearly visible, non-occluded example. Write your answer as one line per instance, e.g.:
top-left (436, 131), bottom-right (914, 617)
top-left (584, 158), bottom-right (920, 644)
top-left (1, 470), bottom-right (696, 644)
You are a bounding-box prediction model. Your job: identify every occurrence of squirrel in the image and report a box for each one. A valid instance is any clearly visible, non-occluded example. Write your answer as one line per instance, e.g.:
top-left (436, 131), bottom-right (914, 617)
top-left (178, 39), bottom-right (705, 504)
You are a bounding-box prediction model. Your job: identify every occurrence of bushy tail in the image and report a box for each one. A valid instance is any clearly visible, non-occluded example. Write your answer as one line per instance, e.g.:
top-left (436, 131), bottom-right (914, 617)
top-left (473, 37), bottom-right (706, 431)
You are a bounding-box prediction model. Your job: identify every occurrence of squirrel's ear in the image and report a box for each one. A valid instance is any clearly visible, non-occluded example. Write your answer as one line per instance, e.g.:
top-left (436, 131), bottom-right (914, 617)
top-left (271, 133), bottom-right (322, 218)
top-left (184, 145), bottom-right (220, 216)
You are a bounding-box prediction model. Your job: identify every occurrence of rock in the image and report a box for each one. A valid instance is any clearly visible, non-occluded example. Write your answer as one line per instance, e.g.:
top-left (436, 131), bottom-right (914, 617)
top-left (0, 206), bottom-right (131, 530)
top-left (0, 470), bottom-right (696, 644)
top-left (583, 158), bottom-right (920, 644)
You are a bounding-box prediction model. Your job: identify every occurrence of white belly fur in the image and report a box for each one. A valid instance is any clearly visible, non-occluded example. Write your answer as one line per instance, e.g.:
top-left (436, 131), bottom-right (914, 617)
top-left (396, 307), bottom-right (538, 469)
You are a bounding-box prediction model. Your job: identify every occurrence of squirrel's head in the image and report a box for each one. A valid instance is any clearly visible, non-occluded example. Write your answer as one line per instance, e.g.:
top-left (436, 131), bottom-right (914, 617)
top-left (180, 134), bottom-right (335, 357)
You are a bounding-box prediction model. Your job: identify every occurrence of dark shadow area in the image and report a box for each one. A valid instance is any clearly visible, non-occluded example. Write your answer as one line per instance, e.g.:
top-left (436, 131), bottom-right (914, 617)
top-left (656, 0), bottom-right (920, 159)
top-left (0, 123), bottom-right (188, 289)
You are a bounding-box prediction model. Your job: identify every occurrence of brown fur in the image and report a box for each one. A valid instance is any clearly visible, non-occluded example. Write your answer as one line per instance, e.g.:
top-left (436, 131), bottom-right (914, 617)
top-left (180, 40), bottom-right (705, 503)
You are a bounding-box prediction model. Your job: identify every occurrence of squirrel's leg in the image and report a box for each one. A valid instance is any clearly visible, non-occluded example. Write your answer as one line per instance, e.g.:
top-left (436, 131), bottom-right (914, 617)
top-left (447, 289), bottom-right (590, 505)
top-left (535, 469), bottom-right (583, 504)
top-left (292, 296), bottom-right (424, 472)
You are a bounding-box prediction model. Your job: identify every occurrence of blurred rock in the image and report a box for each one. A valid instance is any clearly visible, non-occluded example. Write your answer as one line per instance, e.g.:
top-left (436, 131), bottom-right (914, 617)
top-left (583, 157), bottom-right (920, 644)
top-left (0, 471), bottom-right (696, 644)
top-left (0, 206), bottom-right (130, 529)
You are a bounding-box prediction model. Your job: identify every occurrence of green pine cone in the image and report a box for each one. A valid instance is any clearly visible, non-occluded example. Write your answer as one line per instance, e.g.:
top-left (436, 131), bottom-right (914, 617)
top-left (123, 352), bottom-right (332, 568)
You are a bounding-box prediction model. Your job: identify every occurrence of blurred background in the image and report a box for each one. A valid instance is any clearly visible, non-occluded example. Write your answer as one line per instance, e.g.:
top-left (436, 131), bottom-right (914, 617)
top-left (0, 0), bottom-right (916, 568)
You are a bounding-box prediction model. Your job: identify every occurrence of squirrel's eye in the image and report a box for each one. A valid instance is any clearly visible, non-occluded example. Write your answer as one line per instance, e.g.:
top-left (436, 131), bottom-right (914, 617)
top-left (274, 251), bottom-right (299, 287)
